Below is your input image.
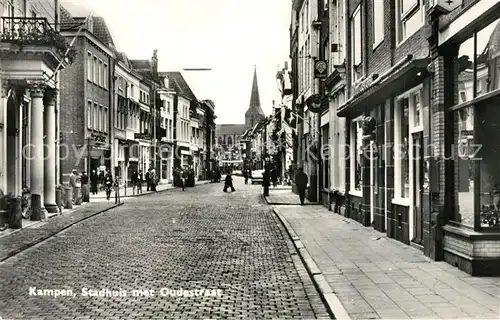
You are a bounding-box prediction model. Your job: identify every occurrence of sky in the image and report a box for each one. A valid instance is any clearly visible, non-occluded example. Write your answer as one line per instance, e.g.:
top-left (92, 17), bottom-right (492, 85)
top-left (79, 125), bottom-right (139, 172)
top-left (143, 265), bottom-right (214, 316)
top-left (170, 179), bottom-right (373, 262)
top-left (61, 0), bottom-right (292, 124)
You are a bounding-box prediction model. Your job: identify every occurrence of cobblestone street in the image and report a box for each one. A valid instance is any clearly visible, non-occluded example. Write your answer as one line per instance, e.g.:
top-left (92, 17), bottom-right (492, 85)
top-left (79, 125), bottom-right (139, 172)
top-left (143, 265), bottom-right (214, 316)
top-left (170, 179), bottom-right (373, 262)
top-left (0, 178), bottom-right (330, 319)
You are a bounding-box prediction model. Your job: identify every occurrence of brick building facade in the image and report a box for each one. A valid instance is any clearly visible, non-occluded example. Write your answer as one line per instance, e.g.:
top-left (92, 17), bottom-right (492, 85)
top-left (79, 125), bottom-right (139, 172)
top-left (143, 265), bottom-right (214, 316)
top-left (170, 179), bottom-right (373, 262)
top-left (60, 10), bottom-right (115, 182)
top-left (291, 0), bottom-right (500, 275)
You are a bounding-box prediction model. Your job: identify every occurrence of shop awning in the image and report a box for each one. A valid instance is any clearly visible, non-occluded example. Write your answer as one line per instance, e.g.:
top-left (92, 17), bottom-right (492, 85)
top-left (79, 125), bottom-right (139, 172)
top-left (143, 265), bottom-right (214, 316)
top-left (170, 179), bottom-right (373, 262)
top-left (338, 57), bottom-right (430, 117)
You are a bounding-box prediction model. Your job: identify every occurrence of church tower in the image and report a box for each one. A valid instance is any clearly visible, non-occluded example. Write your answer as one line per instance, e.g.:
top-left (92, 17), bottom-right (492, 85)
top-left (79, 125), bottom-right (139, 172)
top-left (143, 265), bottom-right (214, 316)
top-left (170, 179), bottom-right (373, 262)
top-left (245, 66), bottom-right (266, 128)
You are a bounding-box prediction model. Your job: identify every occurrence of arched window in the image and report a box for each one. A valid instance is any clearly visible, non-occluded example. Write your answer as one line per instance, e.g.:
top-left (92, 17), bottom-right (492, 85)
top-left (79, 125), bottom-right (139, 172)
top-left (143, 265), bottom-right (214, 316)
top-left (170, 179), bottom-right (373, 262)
top-left (227, 136), bottom-right (232, 146)
top-left (218, 136), bottom-right (223, 145)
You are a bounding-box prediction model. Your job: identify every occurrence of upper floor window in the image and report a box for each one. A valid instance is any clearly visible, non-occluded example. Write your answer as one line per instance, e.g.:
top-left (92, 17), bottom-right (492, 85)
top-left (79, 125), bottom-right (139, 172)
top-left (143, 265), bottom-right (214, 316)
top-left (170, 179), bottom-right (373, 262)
top-left (351, 5), bottom-right (363, 82)
top-left (373, 0), bottom-right (384, 47)
top-left (103, 63), bottom-right (108, 89)
top-left (93, 57), bottom-right (98, 83)
top-left (396, 0), bottom-right (423, 43)
top-left (98, 60), bottom-right (103, 87)
top-left (87, 52), bottom-right (92, 81)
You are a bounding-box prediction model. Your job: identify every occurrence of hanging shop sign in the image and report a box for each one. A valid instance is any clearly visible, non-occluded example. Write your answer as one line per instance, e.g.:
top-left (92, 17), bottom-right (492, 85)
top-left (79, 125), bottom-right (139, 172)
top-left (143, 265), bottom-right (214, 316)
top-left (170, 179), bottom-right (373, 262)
top-left (314, 60), bottom-right (328, 79)
top-left (305, 94), bottom-right (327, 113)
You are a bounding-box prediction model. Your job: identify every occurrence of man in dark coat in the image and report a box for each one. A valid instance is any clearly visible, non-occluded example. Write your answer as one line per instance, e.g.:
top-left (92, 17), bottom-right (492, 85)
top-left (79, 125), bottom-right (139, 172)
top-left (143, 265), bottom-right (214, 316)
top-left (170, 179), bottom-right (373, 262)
top-left (81, 171), bottom-right (89, 202)
top-left (145, 170), bottom-right (151, 191)
top-left (90, 170), bottom-right (98, 195)
top-left (270, 168), bottom-right (278, 187)
top-left (137, 170), bottom-right (143, 194)
top-left (181, 169), bottom-right (188, 191)
top-left (262, 168), bottom-right (270, 196)
top-left (223, 173), bottom-right (235, 192)
top-left (131, 170), bottom-right (138, 195)
top-left (295, 167), bottom-right (308, 205)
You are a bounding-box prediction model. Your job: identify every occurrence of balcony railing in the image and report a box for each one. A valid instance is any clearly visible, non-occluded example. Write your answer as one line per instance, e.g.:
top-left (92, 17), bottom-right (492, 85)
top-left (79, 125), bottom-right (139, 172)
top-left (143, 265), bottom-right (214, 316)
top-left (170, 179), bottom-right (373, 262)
top-left (2, 17), bottom-right (53, 43)
top-left (1, 16), bottom-right (76, 64)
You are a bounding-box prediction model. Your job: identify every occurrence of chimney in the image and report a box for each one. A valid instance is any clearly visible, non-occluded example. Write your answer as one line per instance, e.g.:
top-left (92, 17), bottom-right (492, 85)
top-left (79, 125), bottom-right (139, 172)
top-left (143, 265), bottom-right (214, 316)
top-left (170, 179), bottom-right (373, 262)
top-left (284, 61), bottom-right (288, 70)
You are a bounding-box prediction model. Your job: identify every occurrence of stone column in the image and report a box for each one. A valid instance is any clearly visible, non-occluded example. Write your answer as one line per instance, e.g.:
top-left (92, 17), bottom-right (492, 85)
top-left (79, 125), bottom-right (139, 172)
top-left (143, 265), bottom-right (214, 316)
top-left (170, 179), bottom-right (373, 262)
top-left (0, 82), bottom-right (7, 193)
top-left (29, 83), bottom-right (46, 218)
top-left (44, 89), bottom-right (57, 213)
top-left (6, 88), bottom-right (22, 196)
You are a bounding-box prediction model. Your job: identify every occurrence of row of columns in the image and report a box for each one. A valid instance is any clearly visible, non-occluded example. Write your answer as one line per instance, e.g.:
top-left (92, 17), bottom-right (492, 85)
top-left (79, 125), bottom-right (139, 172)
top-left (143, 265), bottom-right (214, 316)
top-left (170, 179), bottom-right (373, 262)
top-left (0, 81), bottom-right (57, 217)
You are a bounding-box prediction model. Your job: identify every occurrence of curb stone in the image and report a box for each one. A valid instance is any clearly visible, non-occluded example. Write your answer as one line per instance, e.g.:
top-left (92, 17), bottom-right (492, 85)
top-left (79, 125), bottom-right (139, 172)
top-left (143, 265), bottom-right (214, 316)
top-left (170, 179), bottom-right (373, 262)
top-left (268, 200), bottom-right (351, 320)
top-left (0, 203), bottom-right (124, 262)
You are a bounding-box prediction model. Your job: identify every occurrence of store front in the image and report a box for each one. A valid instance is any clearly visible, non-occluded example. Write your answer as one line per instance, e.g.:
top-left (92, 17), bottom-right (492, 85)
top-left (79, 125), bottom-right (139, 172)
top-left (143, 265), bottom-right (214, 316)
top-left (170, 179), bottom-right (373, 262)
top-left (159, 141), bottom-right (173, 184)
top-left (338, 56), bottom-right (430, 246)
top-left (438, 14), bottom-right (500, 275)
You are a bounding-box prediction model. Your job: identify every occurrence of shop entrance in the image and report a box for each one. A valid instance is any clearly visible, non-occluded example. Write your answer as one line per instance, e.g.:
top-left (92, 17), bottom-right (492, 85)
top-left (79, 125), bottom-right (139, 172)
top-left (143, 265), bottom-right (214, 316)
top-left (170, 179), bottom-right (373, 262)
top-left (412, 132), bottom-right (424, 245)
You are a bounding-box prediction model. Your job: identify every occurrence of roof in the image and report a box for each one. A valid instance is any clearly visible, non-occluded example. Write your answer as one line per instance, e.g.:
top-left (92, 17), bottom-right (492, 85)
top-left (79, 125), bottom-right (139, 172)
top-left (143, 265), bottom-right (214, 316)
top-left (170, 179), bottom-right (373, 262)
top-left (92, 17), bottom-right (115, 47)
top-left (116, 52), bottom-right (131, 68)
top-left (215, 124), bottom-right (247, 136)
top-left (162, 72), bottom-right (197, 102)
top-left (129, 60), bottom-right (151, 71)
top-left (60, 6), bottom-right (115, 47)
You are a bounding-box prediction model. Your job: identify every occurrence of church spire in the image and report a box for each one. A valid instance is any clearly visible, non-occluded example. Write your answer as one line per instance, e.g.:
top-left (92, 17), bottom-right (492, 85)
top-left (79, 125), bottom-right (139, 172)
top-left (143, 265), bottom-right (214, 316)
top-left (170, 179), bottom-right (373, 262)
top-left (245, 66), bottom-right (266, 128)
top-left (249, 65), bottom-right (261, 110)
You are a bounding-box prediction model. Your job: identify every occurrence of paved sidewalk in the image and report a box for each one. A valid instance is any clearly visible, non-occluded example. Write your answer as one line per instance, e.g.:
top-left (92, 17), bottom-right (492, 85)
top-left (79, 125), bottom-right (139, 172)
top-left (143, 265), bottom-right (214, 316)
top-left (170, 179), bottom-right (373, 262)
top-left (266, 188), bottom-right (312, 205)
top-left (0, 201), bottom-right (122, 262)
top-left (273, 203), bottom-right (500, 319)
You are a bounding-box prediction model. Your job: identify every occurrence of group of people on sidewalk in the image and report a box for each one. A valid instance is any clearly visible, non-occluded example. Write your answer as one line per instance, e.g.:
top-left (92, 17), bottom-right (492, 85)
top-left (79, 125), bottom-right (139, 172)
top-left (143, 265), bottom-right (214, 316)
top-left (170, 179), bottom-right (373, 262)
top-left (130, 169), bottom-right (158, 194)
top-left (69, 168), bottom-right (121, 204)
top-left (261, 166), bottom-right (308, 205)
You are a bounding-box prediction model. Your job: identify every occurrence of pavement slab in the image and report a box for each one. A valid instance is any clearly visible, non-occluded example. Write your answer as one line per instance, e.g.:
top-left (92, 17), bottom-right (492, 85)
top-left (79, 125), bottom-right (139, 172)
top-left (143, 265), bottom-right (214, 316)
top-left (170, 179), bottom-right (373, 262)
top-left (271, 200), bottom-right (500, 319)
top-left (0, 178), bottom-right (330, 319)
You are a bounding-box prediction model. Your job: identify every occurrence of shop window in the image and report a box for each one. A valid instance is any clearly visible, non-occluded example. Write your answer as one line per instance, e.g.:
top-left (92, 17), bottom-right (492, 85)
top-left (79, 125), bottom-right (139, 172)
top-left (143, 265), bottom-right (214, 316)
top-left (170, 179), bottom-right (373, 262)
top-left (453, 106), bottom-right (475, 227)
top-left (395, 96), bottom-right (410, 199)
top-left (350, 118), bottom-right (363, 192)
top-left (457, 18), bottom-right (500, 101)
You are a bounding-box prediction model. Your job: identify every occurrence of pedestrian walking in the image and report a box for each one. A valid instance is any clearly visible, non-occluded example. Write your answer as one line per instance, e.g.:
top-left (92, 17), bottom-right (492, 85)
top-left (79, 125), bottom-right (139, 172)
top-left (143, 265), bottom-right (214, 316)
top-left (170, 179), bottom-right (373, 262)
top-left (98, 170), bottom-right (105, 191)
top-left (150, 169), bottom-right (157, 192)
top-left (131, 170), bottom-right (138, 195)
top-left (137, 170), bottom-right (143, 194)
top-left (295, 167), bottom-right (308, 205)
top-left (81, 171), bottom-right (89, 202)
top-left (223, 173), bottom-right (235, 192)
top-left (114, 176), bottom-right (121, 204)
top-left (145, 170), bottom-right (151, 191)
top-left (104, 173), bottom-right (113, 200)
top-left (181, 169), bottom-right (188, 191)
top-left (69, 169), bottom-right (78, 203)
top-left (243, 170), bottom-right (248, 184)
top-left (271, 168), bottom-right (278, 188)
top-left (90, 170), bottom-right (98, 195)
top-left (262, 168), bottom-right (270, 196)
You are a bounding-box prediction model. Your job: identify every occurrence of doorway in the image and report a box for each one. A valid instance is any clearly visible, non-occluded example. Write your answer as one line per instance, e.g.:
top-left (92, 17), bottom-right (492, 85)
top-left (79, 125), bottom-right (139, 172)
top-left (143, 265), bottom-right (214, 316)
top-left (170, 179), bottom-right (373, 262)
top-left (370, 141), bottom-right (375, 225)
top-left (412, 132), bottom-right (424, 245)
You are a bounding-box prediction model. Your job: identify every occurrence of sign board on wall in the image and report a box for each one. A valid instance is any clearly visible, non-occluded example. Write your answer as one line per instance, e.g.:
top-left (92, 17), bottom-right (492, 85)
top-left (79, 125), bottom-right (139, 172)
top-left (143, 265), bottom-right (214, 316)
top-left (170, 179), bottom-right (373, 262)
top-left (429, 0), bottom-right (462, 13)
